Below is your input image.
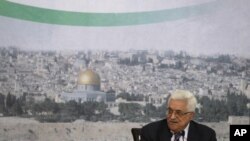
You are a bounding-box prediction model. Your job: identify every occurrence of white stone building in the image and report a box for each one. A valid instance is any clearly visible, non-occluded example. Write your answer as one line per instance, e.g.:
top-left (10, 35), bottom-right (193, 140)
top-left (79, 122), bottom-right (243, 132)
top-left (55, 69), bottom-right (106, 103)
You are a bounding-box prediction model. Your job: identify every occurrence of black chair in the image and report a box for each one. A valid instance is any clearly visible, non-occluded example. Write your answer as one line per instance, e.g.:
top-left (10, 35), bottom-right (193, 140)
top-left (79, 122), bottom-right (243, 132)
top-left (131, 128), bottom-right (142, 141)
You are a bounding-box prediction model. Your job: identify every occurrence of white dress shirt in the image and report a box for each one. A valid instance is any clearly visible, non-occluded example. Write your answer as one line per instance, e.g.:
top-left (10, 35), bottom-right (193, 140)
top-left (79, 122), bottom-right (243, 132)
top-left (171, 123), bottom-right (190, 141)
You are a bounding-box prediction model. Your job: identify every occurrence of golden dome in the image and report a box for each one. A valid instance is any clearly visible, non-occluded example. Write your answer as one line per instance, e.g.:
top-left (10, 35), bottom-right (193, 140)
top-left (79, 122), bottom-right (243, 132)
top-left (78, 69), bottom-right (100, 85)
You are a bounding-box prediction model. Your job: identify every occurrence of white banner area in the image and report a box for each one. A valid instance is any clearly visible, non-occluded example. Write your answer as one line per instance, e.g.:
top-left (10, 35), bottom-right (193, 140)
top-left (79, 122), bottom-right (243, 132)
top-left (8, 0), bottom-right (214, 12)
top-left (0, 0), bottom-right (249, 58)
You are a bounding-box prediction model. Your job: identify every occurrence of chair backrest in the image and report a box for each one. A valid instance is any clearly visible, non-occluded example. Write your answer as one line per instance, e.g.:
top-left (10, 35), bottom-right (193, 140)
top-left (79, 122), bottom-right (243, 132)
top-left (131, 128), bottom-right (142, 141)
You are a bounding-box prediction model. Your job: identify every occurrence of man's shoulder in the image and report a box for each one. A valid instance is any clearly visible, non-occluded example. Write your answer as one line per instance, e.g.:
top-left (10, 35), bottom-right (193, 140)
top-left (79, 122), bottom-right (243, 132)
top-left (142, 119), bottom-right (167, 130)
top-left (190, 120), bottom-right (216, 133)
top-left (141, 119), bottom-right (169, 138)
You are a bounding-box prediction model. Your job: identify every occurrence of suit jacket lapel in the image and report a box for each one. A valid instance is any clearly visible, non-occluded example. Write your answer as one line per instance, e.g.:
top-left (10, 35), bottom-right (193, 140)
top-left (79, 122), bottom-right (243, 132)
top-left (157, 119), bottom-right (173, 141)
top-left (187, 121), bottom-right (200, 141)
top-left (158, 129), bottom-right (172, 141)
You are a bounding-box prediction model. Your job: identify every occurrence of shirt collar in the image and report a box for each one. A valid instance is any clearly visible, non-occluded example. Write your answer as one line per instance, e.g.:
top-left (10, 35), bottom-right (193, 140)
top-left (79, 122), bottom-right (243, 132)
top-left (183, 123), bottom-right (190, 139)
top-left (170, 123), bottom-right (190, 138)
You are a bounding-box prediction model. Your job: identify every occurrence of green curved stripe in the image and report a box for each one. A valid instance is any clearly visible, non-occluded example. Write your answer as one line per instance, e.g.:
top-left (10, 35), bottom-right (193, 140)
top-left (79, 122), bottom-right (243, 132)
top-left (0, 0), bottom-right (219, 26)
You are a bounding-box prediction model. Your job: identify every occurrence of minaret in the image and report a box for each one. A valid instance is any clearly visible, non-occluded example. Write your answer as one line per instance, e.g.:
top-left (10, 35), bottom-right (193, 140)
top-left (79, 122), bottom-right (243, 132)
top-left (240, 71), bottom-right (250, 98)
top-left (14, 72), bottom-right (20, 96)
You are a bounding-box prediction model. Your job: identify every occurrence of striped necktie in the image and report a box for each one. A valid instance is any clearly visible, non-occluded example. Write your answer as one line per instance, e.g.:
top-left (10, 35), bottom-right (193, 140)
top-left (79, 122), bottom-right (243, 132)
top-left (174, 131), bottom-right (185, 141)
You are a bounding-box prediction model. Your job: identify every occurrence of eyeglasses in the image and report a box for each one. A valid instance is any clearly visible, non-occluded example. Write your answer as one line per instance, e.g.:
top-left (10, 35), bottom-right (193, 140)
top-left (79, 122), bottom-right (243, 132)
top-left (167, 108), bottom-right (192, 117)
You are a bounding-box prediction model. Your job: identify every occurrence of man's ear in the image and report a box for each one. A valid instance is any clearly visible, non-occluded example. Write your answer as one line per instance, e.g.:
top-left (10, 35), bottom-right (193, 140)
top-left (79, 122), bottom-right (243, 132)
top-left (190, 112), bottom-right (195, 120)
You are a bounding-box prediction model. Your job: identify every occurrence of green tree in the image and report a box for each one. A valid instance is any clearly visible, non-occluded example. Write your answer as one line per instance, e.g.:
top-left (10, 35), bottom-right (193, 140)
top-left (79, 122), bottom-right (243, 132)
top-left (41, 98), bottom-right (60, 114)
top-left (118, 103), bottom-right (143, 121)
top-left (31, 103), bottom-right (43, 115)
top-left (10, 98), bottom-right (23, 116)
top-left (61, 100), bottom-right (79, 117)
top-left (0, 93), bottom-right (6, 114)
top-left (144, 103), bottom-right (157, 117)
top-left (227, 91), bottom-right (248, 116)
top-left (6, 92), bottom-right (16, 109)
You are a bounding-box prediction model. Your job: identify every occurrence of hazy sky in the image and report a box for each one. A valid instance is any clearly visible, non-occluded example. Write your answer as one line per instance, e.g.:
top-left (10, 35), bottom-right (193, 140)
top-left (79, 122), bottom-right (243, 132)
top-left (0, 0), bottom-right (250, 58)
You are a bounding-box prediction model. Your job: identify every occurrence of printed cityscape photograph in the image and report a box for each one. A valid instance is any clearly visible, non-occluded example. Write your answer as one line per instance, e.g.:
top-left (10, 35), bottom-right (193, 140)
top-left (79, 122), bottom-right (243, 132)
top-left (0, 0), bottom-right (250, 141)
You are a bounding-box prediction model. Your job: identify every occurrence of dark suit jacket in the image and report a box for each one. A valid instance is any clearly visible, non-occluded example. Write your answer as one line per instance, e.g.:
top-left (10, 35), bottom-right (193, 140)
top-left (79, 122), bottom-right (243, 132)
top-left (140, 119), bottom-right (217, 141)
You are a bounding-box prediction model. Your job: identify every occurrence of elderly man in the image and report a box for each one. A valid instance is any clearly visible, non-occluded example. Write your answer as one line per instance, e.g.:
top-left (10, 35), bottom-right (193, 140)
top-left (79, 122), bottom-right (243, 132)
top-left (140, 90), bottom-right (217, 141)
